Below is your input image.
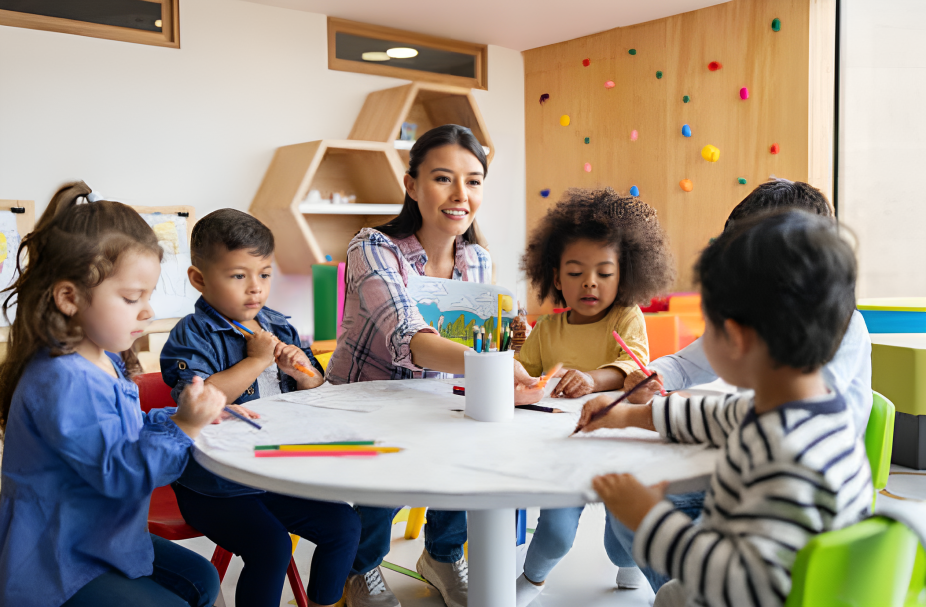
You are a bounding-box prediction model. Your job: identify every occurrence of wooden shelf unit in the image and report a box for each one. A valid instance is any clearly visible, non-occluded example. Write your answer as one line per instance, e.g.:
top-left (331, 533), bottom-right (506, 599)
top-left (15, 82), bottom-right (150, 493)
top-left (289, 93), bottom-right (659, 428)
top-left (349, 82), bottom-right (494, 165)
top-left (249, 140), bottom-right (406, 273)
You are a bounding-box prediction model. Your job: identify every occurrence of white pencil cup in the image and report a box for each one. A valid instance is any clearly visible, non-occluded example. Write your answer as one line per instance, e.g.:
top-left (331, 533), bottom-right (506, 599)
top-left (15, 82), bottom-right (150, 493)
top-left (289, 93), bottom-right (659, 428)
top-left (464, 350), bottom-right (514, 422)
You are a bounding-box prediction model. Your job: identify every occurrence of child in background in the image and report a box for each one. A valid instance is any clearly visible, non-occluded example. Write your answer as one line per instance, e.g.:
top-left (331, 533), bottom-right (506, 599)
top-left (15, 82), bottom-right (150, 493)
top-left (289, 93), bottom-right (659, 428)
top-left (515, 188), bottom-right (676, 605)
top-left (0, 182), bottom-right (226, 607)
top-left (582, 210), bottom-right (872, 607)
top-left (160, 209), bottom-right (361, 607)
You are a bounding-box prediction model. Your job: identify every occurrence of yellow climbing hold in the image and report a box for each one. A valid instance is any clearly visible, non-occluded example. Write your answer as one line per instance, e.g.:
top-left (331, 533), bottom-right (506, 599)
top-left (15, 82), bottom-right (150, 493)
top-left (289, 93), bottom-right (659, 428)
top-left (560, 115), bottom-right (570, 126)
top-left (701, 144), bottom-right (720, 162)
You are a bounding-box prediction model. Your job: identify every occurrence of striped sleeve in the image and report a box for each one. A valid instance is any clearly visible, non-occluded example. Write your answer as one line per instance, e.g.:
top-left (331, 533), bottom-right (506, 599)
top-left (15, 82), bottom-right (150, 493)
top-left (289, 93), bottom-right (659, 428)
top-left (652, 392), bottom-right (753, 448)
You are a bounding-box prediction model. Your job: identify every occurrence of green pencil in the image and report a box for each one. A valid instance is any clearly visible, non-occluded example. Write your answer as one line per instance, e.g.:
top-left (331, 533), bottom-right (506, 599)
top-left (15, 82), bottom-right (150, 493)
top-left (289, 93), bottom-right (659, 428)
top-left (255, 441), bottom-right (376, 451)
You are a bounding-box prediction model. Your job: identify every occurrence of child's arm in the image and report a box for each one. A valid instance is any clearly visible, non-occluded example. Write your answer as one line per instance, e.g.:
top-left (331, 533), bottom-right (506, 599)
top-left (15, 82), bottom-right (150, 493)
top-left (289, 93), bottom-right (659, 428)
top-left (551, 367), bottom-right (626, 398)
top-left (276, 342), bottom-right (325, 390)
top-left (204, 328), bottom-right (278, 403)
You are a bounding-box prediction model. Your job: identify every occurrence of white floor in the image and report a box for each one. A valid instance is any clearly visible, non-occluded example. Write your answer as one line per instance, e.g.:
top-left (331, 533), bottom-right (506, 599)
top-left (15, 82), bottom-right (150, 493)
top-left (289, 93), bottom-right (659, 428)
top-left (176, 503), bottom-right (656, 607)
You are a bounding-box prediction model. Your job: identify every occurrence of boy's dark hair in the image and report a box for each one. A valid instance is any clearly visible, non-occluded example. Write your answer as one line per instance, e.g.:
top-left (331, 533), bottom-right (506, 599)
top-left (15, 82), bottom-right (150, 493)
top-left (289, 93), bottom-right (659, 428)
top-left (696, 210), bottom-right (856, 372)
top-left (521, 187), bottom-right (676, 307)
top-left (724, 179), bottom-right (832, 232)
top-left (191, 209), bottom-right (274, 267)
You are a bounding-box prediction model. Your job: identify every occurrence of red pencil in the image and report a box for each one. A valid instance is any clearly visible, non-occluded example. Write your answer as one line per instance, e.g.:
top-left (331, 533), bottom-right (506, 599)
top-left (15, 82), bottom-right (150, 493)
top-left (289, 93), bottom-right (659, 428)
top-left (612, 330), bottom-right (667, 396)
top-left (255, 450), bottom-right (379, 458)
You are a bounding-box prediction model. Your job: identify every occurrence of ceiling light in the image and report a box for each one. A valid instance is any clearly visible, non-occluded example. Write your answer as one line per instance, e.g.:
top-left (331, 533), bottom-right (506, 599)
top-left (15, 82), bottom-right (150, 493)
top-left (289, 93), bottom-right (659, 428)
top-left (154, 19), bottom-right (162, 27)
top-left (362, 52), bottom-right (391, 62)
top-left (386, 47), bottom-right (418, 59)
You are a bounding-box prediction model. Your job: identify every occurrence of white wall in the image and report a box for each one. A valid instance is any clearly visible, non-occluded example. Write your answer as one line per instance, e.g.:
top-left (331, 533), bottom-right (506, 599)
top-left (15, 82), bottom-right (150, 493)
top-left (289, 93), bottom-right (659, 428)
top-left (838, 0), bottom-right (926, 298)
top-left (0, 0), bottom-right (526, 335)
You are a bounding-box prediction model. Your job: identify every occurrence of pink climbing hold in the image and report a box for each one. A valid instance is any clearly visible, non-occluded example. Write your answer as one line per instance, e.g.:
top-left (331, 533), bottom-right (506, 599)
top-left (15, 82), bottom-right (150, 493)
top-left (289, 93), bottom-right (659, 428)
top-left (630, 129), bottom-right (638, 141)
top-left (584, 162), bottom-right (592, 172)
top-left (740, 87), bottom-right (749, 100)
top-left (605, 80), bottom-right (615, 89)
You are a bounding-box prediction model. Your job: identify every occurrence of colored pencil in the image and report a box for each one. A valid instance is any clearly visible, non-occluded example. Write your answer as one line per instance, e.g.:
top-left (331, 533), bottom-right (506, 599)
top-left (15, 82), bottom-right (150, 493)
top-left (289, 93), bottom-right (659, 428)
top-left (535, 362), bottom-right (563, 389)
top-left (453, 386), bottom-right (465, 396)
top-left (224, 406), bottom-right (262, 429)
top-left (255, 441), bottom-right (375, 450)
top-left (273, 445), bottom-right (402, 453)
top-left (226, 318), bottom-right (315, 377)
top-left (571, 373), bottom-right (659, 435)
top-left (230, 319), bottom-right (254, 335)
top-left (255, 450), bottom-right (379, 458)
top-left (516, 404), bottom-right (563, 413)
top-left (612, 330), bottom-right (667, 396)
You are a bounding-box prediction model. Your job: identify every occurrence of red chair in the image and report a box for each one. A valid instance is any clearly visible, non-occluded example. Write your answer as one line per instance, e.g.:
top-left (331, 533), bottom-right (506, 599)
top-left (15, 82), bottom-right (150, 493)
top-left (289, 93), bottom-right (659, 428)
top-left (137, 373), bottom-right (309, 607)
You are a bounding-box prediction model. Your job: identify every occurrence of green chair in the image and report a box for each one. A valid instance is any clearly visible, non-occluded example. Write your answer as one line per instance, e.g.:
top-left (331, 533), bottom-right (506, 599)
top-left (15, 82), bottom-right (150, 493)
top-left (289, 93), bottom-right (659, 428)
top-left (867, 391), bottom-right (896, 510)
top-left (786, 516), bottom-right (925, 607)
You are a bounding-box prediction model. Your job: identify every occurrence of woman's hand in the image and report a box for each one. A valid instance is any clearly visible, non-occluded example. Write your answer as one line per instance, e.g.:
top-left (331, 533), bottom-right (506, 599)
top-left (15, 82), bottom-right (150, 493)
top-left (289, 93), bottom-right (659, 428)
top-left (214, 404), bottom-right (261, 424)
top-left (551, 369), bottom-right (595, 399)
top-left (171, 376), bottom-right (228, 439)
top-left (275, 343), bottom-right (325, 389)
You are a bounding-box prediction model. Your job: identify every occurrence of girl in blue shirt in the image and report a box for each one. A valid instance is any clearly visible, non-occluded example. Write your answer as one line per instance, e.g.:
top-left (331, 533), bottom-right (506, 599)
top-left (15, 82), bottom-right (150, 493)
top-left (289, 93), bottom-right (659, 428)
top-left (0, 182), bottom-right (227, 607)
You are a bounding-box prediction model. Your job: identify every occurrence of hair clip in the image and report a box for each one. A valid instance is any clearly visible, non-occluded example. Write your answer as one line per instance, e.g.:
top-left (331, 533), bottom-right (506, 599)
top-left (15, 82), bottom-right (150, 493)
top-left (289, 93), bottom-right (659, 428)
top-left (86, 192), bottom-right (104, 203)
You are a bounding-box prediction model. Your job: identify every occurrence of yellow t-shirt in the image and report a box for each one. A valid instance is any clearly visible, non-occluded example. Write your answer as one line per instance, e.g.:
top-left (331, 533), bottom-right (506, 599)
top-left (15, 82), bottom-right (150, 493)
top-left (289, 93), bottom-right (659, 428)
top-left (515, 305), bottom-right (649, 378)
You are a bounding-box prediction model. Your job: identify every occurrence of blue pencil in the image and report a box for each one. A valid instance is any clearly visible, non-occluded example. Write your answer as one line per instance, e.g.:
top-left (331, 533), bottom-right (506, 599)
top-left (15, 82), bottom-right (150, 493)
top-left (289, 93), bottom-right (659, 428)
top-left (229, 319), bottom-right (254, 335)
top-left (224, 406), bottom-right (262, 429)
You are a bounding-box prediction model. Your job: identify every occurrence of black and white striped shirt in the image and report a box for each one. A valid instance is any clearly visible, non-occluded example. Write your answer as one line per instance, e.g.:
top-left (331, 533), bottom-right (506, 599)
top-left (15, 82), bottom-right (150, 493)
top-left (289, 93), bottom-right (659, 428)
top-left (634, 390), bottom-right (872, 607)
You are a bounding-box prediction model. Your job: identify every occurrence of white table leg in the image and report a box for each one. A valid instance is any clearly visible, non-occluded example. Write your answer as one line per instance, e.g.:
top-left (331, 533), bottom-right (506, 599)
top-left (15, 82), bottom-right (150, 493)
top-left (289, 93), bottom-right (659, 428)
top-left (468, 508), bottom-right (516, 607)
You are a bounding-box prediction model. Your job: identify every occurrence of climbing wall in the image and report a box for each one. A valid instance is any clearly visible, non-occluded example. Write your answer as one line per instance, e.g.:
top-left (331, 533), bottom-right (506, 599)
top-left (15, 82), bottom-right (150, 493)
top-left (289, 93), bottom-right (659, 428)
top-left (524, 0), bottom-right (825, 314)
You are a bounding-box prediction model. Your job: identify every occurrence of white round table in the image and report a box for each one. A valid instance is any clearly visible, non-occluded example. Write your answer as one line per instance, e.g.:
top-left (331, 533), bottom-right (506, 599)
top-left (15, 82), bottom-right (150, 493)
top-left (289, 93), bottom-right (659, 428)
top-left (194, 379), bottom-right (717, 607)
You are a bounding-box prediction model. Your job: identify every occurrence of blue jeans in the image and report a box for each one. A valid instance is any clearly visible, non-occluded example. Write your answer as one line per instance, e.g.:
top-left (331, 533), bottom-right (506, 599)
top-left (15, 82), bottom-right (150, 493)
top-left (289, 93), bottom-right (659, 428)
top-left (352, 506), bottom-right (467, 574)
top-left (605, 491), bottom-right (706, 592)
top-left (523, 506), bottom-right (636, 583)
top-left (63, 534), bottom-right (220, 607)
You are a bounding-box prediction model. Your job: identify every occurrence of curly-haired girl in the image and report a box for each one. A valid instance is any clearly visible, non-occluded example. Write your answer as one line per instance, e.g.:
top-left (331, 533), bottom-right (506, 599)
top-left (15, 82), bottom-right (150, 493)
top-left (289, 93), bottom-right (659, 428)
top-left (515, 187), bottom-right (675, 604)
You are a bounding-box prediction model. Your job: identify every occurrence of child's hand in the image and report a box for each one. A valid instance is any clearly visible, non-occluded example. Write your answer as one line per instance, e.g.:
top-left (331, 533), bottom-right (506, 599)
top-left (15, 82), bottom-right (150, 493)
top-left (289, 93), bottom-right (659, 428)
top-left (171, 376), bottom-right (227, 439)
top-left (214, 404), bottom-right (261, 424)
top-left (276, 344), bottom-right (324, 389)
top-left (593, 473), bottom-right (669, 531)
top-left (246, 329), bottom-right (278, 366)
top-left (576, 395), bottom-right (633, 432)
top-left (624, 369), bottom-right (663, 404)
top-left (552, 369), bottom-right (595, 398)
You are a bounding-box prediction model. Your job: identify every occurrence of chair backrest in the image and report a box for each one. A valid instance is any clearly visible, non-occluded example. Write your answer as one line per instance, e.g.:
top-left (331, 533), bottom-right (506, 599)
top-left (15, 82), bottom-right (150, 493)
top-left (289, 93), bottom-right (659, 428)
top-left (866, 391), bottom-right (896, 492)
top-left (786, 516), bottom-right (920, 607)
top-left (135, 372), bottom-right (176, 413)
top-left (314, 351), bottom-right (334, 372)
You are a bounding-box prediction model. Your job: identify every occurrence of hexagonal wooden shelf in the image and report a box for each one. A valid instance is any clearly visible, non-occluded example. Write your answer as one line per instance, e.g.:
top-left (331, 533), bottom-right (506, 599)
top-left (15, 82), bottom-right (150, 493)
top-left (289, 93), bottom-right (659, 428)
top-left (249, 140), bottom-right (406, 273)
top-left (349, 82), bottom-right (494, 165)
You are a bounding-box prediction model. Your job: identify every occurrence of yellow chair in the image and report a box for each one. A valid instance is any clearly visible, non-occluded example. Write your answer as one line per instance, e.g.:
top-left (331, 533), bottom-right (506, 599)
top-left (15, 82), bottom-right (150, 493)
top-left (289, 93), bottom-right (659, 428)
top-left (315, 350), bottom-right (334, 371)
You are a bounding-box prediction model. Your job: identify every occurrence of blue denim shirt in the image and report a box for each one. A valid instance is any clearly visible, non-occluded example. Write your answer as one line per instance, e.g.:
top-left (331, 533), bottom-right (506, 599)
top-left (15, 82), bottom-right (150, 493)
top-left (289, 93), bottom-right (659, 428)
top-left (0, 350), bottom-right (192, 607)
top-left (160, 296), bottom-right (323, 497)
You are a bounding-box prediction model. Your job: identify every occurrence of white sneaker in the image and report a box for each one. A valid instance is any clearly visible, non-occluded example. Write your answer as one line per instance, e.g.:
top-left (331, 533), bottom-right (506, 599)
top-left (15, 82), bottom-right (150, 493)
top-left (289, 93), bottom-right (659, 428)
top-left (616, 566), bottom-right (646, 590)
top-left (343, 567), bottom-right (401, 607)
top-left (516, 573), bottom-right (544, 607)
top-left (416, 551), bottom-right (467, 607)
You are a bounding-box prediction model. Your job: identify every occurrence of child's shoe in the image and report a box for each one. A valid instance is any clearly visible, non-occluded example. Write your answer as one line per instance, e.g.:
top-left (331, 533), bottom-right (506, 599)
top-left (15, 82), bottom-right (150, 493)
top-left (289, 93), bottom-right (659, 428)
top-left (516, 573), bottom-right (545, 606)
top-left (416, 551), bottom-right (467, 607)
top-left (616, 566), bottom-right (646, 589)
top-left (343, 567), bottom-right (401, 607)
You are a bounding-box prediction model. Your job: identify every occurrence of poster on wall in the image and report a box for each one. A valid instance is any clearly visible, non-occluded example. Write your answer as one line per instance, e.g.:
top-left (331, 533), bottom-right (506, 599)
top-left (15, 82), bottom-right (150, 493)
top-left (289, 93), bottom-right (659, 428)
top-left (0, 211), bottom-right (22, 326)
top-left (139, 213), bottom-right (198, 320)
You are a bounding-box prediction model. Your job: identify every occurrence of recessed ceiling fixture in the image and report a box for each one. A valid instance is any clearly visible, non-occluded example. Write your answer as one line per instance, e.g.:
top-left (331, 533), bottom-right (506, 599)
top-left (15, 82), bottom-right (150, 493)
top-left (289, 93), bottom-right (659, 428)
top-left (386, 47), bottom-right (418, 59)
top-left (154, 19), bottom-right (162, 27)
top-left (361, 51), bottom-right (391, 61)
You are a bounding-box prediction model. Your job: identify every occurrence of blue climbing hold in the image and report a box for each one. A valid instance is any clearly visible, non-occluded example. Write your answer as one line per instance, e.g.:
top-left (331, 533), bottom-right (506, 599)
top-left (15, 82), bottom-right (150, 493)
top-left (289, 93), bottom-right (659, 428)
top-left (540, 189), bottom-right (551, 198)
top-left (325, 255), bottom-right (333, 262)
top-left (682, 124), bottom-right (692, 138)
top-left (630, 186), bottom-right (640, 197)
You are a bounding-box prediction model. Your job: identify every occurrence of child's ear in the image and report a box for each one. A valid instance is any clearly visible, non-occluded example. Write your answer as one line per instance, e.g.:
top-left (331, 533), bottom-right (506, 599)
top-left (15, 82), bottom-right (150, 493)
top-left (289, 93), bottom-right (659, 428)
top-left (722, 319), bottom-right (753, 359)
top-left (552, 268), bottom-right (561, 291)
top-left (404, 173), bottom-right (418, 202)
top-left (52, 281), bottom-right (81, 317)
top-left (187, 266), bottom-right (206, 294)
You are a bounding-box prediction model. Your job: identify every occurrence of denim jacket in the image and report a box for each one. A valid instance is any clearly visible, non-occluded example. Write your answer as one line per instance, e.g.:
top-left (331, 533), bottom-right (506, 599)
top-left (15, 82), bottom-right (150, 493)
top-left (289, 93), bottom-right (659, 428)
top-left (160, 296), bottom-right (323, 497)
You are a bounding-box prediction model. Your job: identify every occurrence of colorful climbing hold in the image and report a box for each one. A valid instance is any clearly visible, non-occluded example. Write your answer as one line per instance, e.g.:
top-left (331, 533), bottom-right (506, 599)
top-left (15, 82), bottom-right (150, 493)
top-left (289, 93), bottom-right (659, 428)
top-left (701, 144), bottom-right (720, 162)
top-left (584, 137), bottom-right (590, 144)
top-left (708, 61), bottom-right (722, 71)
top-left (680, 179), bottom-right (694, 192)
top-left (584, 162), bottom-right (592, 173)
top-left (737, 178), bottom-right (747, 185)
top-left (682, 124), bottom-right (692, 138)
top-left (772, 18), bottom-right (781, 32)
top-left (630, 129), bottom-right (638, 141)
top-left (541, 189), bottom-right (551, 197)
top-left (656, 71), bottom-right (663, 79)
top-left (582, 58), bottom-right (591, 67)
top-left (325, 255), bottom-right (333, 262)
top-left (604, 80), bottom-right (615, 89)
top-left (560, 115), bottom-right (570, 127)
top-left (630, 186), bottom-right (640, 197)
top-left (770, 143), bottom-right (780, 154)
top-left (628, 49), bottom-right (637, 55)
top-left (539, 93), bottom-right (549, 105)
top-left (740, 87), bottom-right (749, 100)
top-left (683, 95), bottom-right (691, 103)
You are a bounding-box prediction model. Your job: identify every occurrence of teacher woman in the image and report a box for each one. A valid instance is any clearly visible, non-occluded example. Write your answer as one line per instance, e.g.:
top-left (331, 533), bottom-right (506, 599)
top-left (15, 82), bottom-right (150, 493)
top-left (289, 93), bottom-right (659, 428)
top-left (328, 125), bottom-right (540, 607)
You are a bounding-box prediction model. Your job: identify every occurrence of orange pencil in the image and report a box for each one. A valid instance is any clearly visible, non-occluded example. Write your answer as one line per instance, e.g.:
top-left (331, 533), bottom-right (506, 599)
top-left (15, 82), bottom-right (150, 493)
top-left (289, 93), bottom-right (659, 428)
top-left (536, 362), bottom-right (563, 389)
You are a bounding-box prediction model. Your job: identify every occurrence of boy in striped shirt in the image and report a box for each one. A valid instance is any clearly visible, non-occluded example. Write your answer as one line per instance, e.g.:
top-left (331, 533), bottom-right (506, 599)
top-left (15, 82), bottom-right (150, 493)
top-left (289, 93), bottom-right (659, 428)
top-left (578, 210), bottom-right (873, 607)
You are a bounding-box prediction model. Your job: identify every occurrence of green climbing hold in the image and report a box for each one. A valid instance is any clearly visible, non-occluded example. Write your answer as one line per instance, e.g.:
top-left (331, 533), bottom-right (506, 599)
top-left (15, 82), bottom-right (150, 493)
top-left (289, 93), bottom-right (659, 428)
top-left (772, 18), bottom-right (781, 32)
top-left (628, 49), bottom-right (637, 55)
top-left (656, 71), bottom-right (663, 79)
top-left (683, 95), bottom-right (691, 103)
top-left (584, 137), bottom-right (590, 144)
top-left (738, 178), bottom-right (747, 185)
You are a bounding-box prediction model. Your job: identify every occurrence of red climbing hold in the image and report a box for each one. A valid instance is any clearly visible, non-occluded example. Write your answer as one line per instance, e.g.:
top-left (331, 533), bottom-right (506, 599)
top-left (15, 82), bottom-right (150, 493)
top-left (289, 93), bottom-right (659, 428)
top-left (582, 58), bottom-right (590, 67)
top-left (708, 61), bottom-right (722, 71)
top-left (770, 143), bottom-right (780, 154)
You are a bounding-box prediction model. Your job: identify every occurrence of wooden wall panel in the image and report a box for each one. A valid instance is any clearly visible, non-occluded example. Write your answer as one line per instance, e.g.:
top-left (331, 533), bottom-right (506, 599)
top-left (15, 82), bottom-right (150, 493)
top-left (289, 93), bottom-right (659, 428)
top-left (524, 0), bottom-right (818, 314)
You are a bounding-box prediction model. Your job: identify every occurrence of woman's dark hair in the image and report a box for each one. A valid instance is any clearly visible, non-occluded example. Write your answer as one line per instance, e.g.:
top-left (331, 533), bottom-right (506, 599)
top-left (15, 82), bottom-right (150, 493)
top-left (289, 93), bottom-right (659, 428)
top-left (373, 124), bottom-right (488, 248)
top-left (0, 181), bottom-right (163, 432)
top-left (724, 179), bottom-right (832, 232)
top-left (521, 187), bottom-right (676, 307)
top-left (697, 209), bottom-right (856, 372)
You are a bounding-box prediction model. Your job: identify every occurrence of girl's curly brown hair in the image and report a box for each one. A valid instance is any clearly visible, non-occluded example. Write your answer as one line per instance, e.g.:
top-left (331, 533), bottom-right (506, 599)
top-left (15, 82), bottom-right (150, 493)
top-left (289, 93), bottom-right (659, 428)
top-left (521, 187), bottom-right (676, 307)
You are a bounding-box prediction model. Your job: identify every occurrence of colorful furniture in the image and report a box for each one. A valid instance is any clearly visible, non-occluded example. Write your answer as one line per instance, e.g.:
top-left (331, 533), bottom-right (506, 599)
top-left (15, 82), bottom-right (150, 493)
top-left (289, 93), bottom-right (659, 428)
top-left (643, 313), bottom-right (682, 360)
top-left (786, 517), bottom-right (924, 607)
top-left (313, 262), bottom-right (346, 340)
top-left (867, 392), bottom-right (896, 509)
top-left (858, 299), bottom-right (926, 333)
top-left (136, 373), bottom-right (311, 607)
top-left (870, 334), bottom-right (926, 469)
